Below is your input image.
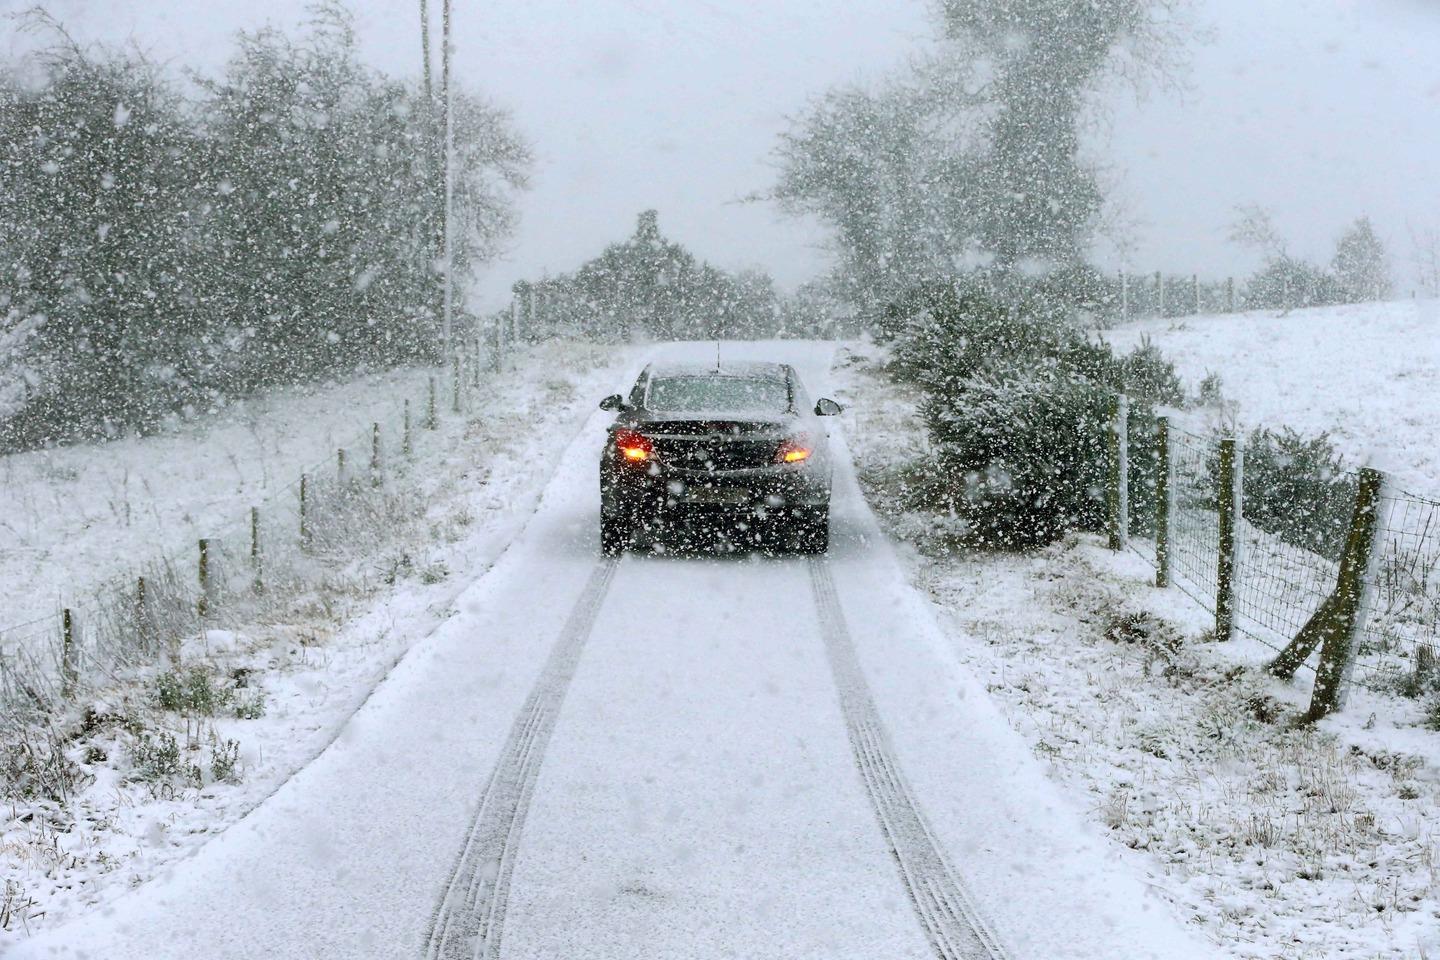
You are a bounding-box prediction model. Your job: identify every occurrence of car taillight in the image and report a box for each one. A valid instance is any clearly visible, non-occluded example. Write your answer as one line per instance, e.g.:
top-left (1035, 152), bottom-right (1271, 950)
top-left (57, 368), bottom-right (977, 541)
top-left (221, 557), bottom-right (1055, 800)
top-left (777, 435), bottom-right (812, 464)
top-left (613, 429), bottom-right (653, 462)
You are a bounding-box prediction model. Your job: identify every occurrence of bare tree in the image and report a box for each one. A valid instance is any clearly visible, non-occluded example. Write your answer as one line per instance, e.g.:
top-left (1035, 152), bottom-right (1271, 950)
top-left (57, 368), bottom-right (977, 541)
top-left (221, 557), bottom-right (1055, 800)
top-left (1408, 221), bottom-right (1440, 298)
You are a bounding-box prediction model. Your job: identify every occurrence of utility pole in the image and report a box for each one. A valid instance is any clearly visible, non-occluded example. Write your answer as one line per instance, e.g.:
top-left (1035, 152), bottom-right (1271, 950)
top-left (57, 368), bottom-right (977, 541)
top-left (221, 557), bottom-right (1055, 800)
top-left (418, 0), bottom-right (432, 102)
top-left (440, 0), bottom-right (455, 359)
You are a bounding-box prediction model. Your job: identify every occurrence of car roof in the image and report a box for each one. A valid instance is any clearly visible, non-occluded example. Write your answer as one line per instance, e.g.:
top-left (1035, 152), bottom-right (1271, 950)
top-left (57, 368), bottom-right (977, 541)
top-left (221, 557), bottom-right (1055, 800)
top-left (645, 361), bottom-right (789, 380)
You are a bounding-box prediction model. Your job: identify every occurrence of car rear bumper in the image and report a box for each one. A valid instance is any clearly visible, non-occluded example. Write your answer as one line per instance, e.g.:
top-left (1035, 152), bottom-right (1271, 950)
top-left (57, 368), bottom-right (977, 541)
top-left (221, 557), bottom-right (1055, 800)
top-left (602, 466), bottom-right (830, 516)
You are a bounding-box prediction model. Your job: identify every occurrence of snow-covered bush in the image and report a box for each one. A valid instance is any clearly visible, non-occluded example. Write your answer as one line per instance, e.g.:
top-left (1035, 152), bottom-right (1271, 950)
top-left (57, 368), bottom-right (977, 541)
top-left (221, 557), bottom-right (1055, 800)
top-left (1227, 426), bottom-right (1357, 562)
top-left (1118, 335), bottom-right (1185, 406)
top-left (887, 283), bottom-right (1177, 549)
top-left (922, 359), bottom-right (1113, 548)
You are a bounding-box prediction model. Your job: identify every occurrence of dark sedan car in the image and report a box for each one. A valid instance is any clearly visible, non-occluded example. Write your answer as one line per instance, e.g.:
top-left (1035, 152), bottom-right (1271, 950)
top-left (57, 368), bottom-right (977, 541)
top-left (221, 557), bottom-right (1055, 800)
top-left (597, 361), bottom-right (843, 555)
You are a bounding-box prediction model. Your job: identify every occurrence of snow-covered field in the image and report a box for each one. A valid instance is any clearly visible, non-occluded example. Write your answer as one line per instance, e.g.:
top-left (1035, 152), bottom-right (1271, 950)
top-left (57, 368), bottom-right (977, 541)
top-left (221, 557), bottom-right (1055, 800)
top-left (1105, 298), bottom-right (1440, 492)
top-left (1, 365), bottom-right (442, 632)
top-left (833, 342), bottom-right (1440, 959)
top-left (0, 340), bottom-right (641, 941)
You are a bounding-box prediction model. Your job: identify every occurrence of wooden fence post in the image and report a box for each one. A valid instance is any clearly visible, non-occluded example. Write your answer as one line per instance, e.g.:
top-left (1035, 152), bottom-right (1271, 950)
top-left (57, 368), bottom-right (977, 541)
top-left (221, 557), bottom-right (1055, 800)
top-left (1155, 416), bottom-right (1172, 588)
top-left (403, 400), bottom-right (413, 457)
top-left (1305, 467), bottom-right (1387, 720)
top-left (1108, 394), bottom-right (1129, 551)
top-left (197, 538), bottom-right (211, 619)
top-left (61, 608), bottom-right (77, 699)
top-left (251, 506), bottom-right (263, 593)
top-left (135, 576), bottom-right (148, 646)
top-left (371, 423), bottom-right (382, 488)
top-left (299, 473), bottom-right (312, 552)
top-left (1215, 438), bottom-right (1243, 640)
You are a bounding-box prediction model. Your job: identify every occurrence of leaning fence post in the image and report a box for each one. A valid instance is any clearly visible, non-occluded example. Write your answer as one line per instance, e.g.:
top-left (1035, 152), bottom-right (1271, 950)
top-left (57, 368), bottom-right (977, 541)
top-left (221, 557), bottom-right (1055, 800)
top-left (251, 506), bottom-right (263, 593)
top-left (1215, 437), bottom-right (1243, 640)
top-left (299, 473), bottom-right (312, 552)
top-left (61, 608), bottom-right (77, 700)
top-left (1107, 394), bottom-right (1130, 551)
top-left (197, 538), bottom-right (212, 619)
top-left (1306, 467), bottom-right (1387, 721)
top-left (1155, 416), bottom-right (1173, 588)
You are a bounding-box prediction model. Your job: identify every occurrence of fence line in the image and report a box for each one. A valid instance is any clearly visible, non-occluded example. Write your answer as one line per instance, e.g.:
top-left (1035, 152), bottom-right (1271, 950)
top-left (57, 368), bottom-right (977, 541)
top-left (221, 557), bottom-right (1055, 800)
top-left (0, 338), bottom-right (503, 726)
top-left (1115, 407), bottom-right (1440, 718)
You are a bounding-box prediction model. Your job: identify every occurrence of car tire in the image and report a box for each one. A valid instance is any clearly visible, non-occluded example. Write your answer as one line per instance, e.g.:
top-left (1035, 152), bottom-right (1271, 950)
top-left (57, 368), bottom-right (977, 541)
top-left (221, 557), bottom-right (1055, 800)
top-left (601, 511), bottom-right (629, 556)
top-left (792, 505), bottom-right (829, 555)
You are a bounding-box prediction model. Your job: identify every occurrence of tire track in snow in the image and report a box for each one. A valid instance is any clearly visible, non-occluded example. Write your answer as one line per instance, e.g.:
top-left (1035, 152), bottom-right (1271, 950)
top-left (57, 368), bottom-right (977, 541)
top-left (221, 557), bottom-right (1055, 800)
top-left (423, 557), bottom-right (620, 960)
top-left (808, 557), bottom-right (1013, 960)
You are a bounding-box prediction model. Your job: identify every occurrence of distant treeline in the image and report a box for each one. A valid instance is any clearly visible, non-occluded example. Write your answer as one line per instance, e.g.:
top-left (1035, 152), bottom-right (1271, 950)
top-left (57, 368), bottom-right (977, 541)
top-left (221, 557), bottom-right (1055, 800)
top-left (0, 3), bottom-right (529, 452)
top-left (504, 211), bottom-right (856, 343)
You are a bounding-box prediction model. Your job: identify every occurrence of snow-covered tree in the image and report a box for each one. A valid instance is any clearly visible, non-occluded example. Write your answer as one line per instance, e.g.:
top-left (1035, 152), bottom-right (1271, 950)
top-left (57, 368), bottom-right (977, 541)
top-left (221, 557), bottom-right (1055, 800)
top-left (772, 0), bottom-right (1188, 320)
top-left (1330, 216), bottom-right (1390, 303)
top-left (0, 2), bottom-right (529, 451)
top-left (0, 34), bottom-right (206, 445)
top-left (548, 211), bottom-right (782, 342)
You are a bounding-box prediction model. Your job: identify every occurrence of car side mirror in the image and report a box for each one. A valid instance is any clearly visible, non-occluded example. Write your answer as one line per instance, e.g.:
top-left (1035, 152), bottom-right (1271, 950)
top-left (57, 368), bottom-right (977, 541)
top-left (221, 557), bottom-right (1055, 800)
top-left (599, 393), bottom-right (626, 411)
top-left (814, 398), bottom-right (843, 417)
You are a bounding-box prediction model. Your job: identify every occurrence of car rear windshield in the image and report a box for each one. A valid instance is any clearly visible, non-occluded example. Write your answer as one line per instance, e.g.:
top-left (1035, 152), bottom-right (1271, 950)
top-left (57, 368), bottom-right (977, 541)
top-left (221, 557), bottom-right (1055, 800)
top-left (646, 376), bottom-right (790, 414)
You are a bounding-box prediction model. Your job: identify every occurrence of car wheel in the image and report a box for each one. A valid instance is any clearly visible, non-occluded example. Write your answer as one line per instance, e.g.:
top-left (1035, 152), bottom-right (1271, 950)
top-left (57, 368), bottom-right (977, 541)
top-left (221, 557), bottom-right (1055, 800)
top-left (792, 505), bottom-right (829, 555)
top-left (601, 511), bottom-right (630, 556)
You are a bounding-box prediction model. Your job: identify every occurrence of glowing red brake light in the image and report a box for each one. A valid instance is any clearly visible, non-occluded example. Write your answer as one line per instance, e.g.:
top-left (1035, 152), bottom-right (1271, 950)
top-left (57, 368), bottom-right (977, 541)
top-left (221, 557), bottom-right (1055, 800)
top-left (777, 436), bottom-right (812, 464)
top-left (613, 429), bottom-right (653, 462)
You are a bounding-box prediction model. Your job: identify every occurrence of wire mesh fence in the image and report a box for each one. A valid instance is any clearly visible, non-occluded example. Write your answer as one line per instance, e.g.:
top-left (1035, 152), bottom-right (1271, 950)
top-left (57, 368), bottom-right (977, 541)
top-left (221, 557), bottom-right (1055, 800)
top-left (1121, 409), bottom-right (1440, 710)
top-left (1361, 488), bottom-right (1440, 692)
top-left (1164, 426), bottom-right (1222, 605)
top-left (0, 340), bottom-right (499, 728)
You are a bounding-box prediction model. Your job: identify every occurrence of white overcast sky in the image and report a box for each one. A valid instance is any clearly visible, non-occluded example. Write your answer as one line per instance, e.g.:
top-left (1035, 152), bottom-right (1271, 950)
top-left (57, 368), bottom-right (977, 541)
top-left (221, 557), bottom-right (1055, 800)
top-left (12, 0), bottom-right (1440, 305)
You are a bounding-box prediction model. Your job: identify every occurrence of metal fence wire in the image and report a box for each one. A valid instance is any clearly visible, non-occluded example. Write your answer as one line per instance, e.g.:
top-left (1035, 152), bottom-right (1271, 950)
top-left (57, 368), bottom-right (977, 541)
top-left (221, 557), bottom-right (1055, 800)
top-left (1125, 415), bottom-right (1440, 702)
top-left (1362, 488), bottom-right (1440, 691)
top-left (1165, 426), bottom-right (1222, 606)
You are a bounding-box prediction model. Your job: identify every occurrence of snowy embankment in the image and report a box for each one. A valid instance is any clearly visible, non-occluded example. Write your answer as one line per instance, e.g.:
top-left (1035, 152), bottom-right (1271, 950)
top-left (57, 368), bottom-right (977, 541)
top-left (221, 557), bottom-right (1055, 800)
top-left (1104, 298), bottom-right (1440, 491)
top-left (0, 340), bottom-right (640, 941)
top-left (832, 342), bottom-right (1440, 960)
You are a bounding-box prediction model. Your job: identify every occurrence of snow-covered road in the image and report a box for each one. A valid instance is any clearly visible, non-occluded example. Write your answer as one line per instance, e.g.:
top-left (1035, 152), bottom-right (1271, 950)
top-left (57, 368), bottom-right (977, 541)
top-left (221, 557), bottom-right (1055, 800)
top-left (15, 342), bottom-right (1215, 960)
